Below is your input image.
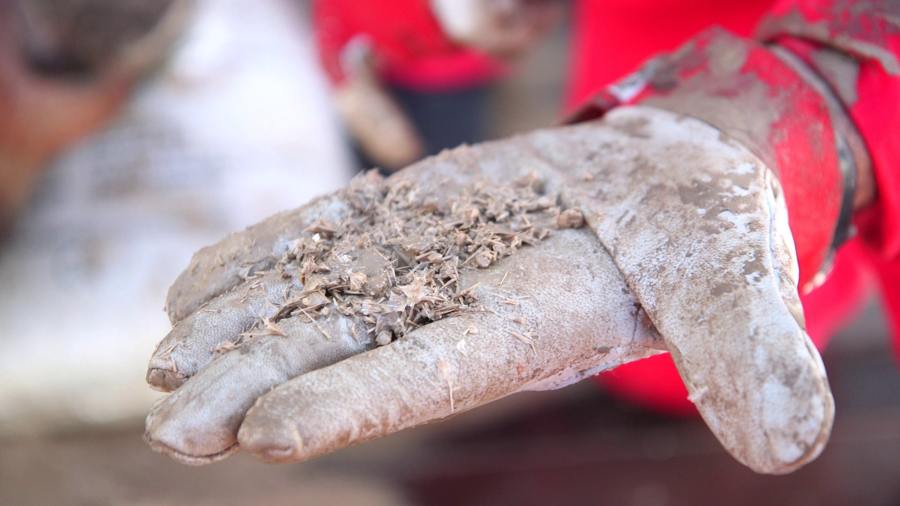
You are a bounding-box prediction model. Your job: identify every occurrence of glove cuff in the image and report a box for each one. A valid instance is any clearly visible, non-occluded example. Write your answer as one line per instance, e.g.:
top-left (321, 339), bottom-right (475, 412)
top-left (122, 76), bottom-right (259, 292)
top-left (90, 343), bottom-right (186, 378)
top-left (566, 28), bottom-right (866, 290)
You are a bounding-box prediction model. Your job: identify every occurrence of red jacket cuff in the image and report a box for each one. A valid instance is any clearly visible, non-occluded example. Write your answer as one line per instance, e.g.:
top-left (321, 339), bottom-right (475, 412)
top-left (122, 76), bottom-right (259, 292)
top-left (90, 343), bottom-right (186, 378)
top-left (758, 0), bottom-right (900, 261)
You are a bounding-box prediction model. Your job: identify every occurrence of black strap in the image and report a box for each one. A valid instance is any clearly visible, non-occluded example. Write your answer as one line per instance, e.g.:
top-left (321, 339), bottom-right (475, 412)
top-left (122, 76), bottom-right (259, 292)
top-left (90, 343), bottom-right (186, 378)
top-left (830, 133), bottom-right (858, 251)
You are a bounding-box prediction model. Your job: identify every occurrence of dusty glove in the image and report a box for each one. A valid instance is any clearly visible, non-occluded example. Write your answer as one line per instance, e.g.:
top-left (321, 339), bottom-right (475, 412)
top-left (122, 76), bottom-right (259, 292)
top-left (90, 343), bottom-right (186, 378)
top-left (565, 24), bottom-right (880, 410)
top-left (145, 104), bottom-right (833, 474)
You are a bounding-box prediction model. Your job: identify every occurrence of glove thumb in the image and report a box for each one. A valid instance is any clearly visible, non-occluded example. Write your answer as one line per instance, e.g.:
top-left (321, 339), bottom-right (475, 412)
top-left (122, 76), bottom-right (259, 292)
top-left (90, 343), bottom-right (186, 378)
top-left (565, 106), bottom-right (835, 473)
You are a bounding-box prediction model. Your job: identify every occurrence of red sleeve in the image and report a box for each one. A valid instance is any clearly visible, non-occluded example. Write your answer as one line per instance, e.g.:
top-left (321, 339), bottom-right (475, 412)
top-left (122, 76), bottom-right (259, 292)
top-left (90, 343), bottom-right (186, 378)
top-left (310, 0), bottom-right (503, 90)
top-left (758, 0), bottom-right (900, 260)
top-left (310, 0), bottom-right (354, 85)
top-left (758, 0), bottom-right (900, 357)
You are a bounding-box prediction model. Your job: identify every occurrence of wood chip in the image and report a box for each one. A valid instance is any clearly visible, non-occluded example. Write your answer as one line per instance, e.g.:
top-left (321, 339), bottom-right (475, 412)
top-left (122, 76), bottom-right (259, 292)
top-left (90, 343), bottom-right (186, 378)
top-left (557, 209), bottom-right (586, 229)
top-left (512, 332), bottom-right (536, 353)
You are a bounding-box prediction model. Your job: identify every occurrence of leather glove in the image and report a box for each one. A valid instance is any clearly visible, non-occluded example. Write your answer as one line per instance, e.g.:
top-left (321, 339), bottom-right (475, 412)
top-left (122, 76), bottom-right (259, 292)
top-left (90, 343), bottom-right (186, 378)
top-left (145, 104), bottom-right (834, 474)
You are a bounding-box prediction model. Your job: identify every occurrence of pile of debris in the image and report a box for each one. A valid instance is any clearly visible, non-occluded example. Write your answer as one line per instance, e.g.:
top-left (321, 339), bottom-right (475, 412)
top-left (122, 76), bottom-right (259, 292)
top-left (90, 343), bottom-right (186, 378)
top-left (271, 172), bottom-right (585, 345)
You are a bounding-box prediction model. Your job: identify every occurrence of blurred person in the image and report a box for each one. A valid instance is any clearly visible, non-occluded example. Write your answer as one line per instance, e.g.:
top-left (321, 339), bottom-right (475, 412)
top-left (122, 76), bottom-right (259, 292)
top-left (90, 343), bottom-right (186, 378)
top-left (311, 0), bottom-right (562, 171)
top-left (144, 0), bottom-right (900, 474)
top-left (0, 0), bottom-right (352, 433)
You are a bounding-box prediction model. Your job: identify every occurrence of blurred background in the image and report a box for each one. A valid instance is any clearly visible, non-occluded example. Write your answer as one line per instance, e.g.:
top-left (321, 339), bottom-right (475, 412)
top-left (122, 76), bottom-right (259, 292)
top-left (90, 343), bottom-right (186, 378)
top-left (1, 0), bottom-right (899, 504)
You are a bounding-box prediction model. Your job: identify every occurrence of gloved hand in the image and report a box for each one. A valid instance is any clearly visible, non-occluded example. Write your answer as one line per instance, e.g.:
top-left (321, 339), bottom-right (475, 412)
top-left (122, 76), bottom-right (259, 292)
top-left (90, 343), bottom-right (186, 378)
top-left (145, 103), bottom-right (835, 474)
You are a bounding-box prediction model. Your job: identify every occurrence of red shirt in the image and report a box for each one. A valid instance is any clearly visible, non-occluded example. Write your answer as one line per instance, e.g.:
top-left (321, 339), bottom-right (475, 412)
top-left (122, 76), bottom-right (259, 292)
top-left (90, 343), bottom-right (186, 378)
top-left (312, 0), bottom-right (503, 90)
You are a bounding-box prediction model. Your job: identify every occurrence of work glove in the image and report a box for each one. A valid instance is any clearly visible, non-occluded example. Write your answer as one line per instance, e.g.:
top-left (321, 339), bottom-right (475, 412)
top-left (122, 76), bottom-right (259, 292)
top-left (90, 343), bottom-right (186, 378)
top-left (145, 99), bottom-right (838, 474)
